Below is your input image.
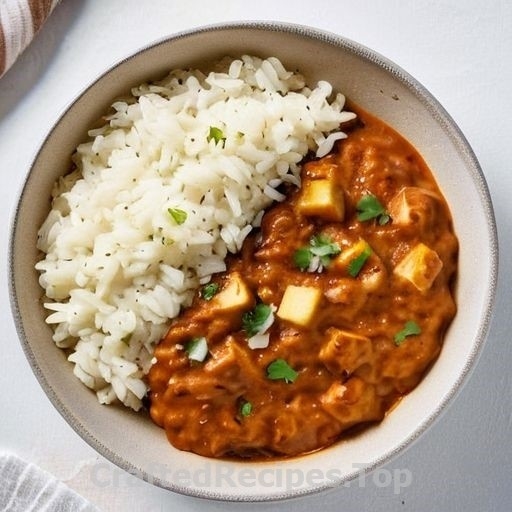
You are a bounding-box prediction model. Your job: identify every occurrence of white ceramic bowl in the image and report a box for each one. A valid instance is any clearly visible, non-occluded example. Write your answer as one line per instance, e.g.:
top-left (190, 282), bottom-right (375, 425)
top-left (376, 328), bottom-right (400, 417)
top-left (9, 22), bottom-right (498, 501)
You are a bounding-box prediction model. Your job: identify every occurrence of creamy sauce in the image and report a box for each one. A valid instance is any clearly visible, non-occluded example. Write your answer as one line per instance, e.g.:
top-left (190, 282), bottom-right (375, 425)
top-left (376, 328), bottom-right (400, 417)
top-left (148, 105), bottom-right (458, 459)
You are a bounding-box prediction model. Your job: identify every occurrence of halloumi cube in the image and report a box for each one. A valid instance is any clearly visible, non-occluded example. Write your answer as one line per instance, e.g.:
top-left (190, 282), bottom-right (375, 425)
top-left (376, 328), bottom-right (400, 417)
top-left (394, 243), bottom-right (443, 291)
top-left (276, 285), bottom-right (322, 327)
top-left (213, 272), bottom-right (253, 313)
top-left (296, 179), bottom-right (345, 221)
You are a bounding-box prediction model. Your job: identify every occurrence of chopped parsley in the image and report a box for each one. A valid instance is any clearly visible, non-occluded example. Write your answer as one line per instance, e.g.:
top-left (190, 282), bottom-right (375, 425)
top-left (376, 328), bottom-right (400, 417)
top-left (242, 303), bottom-right (273, 337)
top-left (356, 194), bottom-right (390, 225)
top-left (348, 244), bottom-right (372, 277)
top-left (185, 337), bottom-right (208, 362)
top-left (167, 207), bottom-right (187, 225)
top-left (293, 233), bottom-right (341, 272)
top-left (239, 400), bottom-right (253, 417)
top-left (200, 283), bottom-right (220, 301)
top-left (394, 321), bottom-right (422, 346)
top-left (266, 359), bottom-right (298, 383)
top-left (207, 126), bottom-right (226, 147)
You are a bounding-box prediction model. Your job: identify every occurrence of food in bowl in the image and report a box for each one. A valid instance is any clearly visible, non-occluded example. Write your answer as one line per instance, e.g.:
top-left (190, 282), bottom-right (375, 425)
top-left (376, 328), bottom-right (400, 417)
top-left (148, 104), bottom-right (457, 458)
top-left (34, 54), bottom-right (457, 459)
top-left (34, 55), bottom-right (355, 411)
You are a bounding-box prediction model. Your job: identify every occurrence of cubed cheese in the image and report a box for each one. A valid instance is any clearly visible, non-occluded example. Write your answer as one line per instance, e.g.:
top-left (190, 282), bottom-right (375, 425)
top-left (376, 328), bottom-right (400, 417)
top-left (332, 239), bottom-right (370, 271)
top-left (319, 327), bottom-right (373, 376)
top-left (212, 272), bottom-right (253, 312)
top-left (331, 239), bottom-right (386, 290)
top-left (394, 243), bottom-right (443, 291)
top-left (388, 186), bottom-right (439, 226)
top-left (205, 337), bottom-right (245, 374)
top-left (296, 179), bottom-right (345, 221)
top-left (276, 285), bottom-right (322, 327)
top-left (320, 378), bottom-right (382, 426)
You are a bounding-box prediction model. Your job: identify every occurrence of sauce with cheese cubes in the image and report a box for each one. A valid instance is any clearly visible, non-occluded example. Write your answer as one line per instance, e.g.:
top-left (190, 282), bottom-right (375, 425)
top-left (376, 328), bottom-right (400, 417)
top-left (148, 104), bottom-right (458, 459)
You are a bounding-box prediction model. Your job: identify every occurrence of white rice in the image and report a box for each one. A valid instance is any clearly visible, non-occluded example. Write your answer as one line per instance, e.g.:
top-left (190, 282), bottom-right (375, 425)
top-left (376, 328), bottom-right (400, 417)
top-left (35, 55), bottom-right (355, 410)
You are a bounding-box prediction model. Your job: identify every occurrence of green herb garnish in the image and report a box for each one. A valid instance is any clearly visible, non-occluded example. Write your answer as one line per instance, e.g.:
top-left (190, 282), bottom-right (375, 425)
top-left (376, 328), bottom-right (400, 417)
top-left (310, 234), bottom-right (341, 257)
top-left (200, 283), bottom-right (220, 301)
top-left (356, 194), bottom-right (390, 225)
top-left (242, 303), bottom-right (272, 337)
top-left (240, 401), bottom-right (253, 417)
top-left (293, 247), bottom-right (313, 270)
top-left (167, 207), bottom-right (187, 225)
top-left (266, 359), bottom-right (298, 384)
top-left (293, 233), bottom-right (341, 271)
top-left (348, 244), bottom-right (372, 277)
top-left (207, 126), bottom-right (226, 147)
top-left (394, 321), bottom-right (422, 346)
top-left (185, 337), bottom-right (208, 361)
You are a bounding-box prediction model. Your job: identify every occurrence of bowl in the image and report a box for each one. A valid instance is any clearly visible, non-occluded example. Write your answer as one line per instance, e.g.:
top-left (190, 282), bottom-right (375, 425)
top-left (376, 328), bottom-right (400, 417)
top-left (9, 21), bottom-right (498, 501)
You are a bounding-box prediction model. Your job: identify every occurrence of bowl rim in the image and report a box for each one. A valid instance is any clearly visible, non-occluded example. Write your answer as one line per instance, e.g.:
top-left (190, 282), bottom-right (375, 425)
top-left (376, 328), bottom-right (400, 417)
top-left (8, 20), bottom-right (499, 502)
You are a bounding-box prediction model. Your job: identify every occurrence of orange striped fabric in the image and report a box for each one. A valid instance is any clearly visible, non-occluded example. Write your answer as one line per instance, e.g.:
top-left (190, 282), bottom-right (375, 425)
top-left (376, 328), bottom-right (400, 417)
top-left (0, 0), bottom-right (59, 77)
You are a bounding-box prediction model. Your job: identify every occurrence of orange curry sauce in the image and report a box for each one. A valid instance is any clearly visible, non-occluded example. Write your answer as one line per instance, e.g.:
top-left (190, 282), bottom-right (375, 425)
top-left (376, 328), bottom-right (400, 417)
top-left (148, 105), bottom-right (458, 459)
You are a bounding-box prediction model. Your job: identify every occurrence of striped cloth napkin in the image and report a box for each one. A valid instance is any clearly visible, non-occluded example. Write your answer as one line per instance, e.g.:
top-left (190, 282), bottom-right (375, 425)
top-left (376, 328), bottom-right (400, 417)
top-left (0, 453), bottom-right (99, 512)
top-left (0, 0), bottom-right (60, 77)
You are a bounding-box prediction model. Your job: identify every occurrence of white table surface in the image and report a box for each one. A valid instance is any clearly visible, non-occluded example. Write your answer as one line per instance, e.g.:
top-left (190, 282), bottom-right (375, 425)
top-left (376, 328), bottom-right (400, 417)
top-left (1, 1), bottom-right (511, 510)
